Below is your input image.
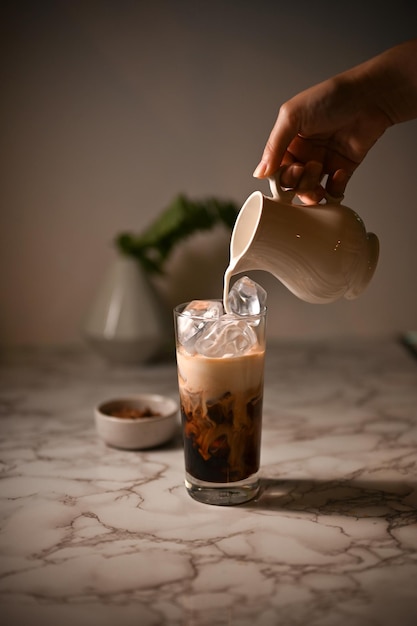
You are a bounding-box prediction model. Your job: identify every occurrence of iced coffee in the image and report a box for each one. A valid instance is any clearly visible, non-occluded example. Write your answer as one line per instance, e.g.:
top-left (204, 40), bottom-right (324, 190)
top-left (174, 277), bottom-right (266, 505)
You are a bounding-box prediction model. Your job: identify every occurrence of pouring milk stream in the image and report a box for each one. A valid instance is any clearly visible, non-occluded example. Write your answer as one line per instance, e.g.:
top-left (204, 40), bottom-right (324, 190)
top-left (223, 169), bottom-right (379, 310)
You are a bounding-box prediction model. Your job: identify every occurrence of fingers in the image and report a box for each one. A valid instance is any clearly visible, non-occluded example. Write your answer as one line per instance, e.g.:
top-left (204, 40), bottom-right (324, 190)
top-left (280, 161), bottom-right (326, 204)
top-left (268, 162), bottom-right (350, 205)
top-left (253, 104), bottom-right (299, 178)
top-left (281, 161), bottom-right (323, 190)
top-left (326, 169), bottom-right (350, 198)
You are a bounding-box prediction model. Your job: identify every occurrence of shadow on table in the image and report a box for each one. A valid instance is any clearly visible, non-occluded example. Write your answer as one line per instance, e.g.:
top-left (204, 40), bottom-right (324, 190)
top-left (248, 476), bottom-right (417, 517)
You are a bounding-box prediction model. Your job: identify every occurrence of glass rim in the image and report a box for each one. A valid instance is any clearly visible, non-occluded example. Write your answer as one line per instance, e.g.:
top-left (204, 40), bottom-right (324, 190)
top-left (173, 300), bottom-right (267, 320)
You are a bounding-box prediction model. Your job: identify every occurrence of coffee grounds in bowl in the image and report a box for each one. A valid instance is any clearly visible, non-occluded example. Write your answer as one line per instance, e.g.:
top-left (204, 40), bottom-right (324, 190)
top-left (108, 406), bottom-right (161, 419)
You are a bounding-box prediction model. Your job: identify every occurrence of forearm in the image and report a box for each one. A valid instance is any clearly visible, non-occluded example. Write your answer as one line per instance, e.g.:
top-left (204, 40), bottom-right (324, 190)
top-left (345, 38), bottom-right (417, 125)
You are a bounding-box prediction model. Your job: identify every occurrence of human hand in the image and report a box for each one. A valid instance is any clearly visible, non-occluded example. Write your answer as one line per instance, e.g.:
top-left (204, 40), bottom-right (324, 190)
top-left (253, 73), bottom-right (391, 204)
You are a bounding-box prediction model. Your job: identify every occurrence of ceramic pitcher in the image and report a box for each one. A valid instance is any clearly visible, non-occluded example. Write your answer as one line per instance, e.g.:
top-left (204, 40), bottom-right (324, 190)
top-left (224, 170), bottom-right (379, 304)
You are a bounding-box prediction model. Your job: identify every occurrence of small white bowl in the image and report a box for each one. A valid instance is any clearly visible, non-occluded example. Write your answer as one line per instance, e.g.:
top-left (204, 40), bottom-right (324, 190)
top-left (95, 394), bottom-right (179, 450)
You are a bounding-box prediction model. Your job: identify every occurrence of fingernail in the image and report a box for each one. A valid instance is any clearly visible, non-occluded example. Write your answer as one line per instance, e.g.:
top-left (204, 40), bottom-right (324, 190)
top-left (253, 161), bottom-right (268, 178)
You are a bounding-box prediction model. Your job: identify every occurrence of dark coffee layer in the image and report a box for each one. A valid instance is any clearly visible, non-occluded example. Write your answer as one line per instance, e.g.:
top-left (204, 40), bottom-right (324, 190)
top-left (180, 389), bottom-right (263, 483)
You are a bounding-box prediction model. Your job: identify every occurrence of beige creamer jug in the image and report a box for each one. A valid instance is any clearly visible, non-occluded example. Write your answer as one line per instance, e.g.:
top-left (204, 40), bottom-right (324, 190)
top-left (224, 170), bottom-right (379, 305)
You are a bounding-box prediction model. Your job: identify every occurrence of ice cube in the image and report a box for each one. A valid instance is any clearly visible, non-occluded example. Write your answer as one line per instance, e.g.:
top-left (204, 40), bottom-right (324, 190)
top-left (195, 314), bottom-right (257, 358)
top-left (177, 300), bottom-right (224, 352)
top-left (227, 276), bottom-right (267, 316)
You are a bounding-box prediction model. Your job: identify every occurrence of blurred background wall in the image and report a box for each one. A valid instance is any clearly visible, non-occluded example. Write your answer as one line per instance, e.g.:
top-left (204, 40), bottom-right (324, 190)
top-left (1, 0), bottom-right (417, 346)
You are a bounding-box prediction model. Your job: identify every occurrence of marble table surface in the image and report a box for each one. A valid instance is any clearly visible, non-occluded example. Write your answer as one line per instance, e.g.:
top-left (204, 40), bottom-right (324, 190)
top-left (1, 338), bottom-right (417, 626)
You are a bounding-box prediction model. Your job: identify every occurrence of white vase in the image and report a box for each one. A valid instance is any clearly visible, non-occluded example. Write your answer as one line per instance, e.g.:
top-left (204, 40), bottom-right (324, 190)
top-left (82, 256), bottom-right (172, 364)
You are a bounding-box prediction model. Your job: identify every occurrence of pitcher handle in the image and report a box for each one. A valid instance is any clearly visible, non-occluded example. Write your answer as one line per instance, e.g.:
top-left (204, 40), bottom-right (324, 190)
top-left (268, 167), bottom-right (296, 202)
top-left (268, 166), bottom-right (344, 205)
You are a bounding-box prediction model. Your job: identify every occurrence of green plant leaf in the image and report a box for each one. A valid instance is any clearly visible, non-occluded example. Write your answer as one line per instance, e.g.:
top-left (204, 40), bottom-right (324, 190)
top-left (115, 194), bottom-right (239, 274)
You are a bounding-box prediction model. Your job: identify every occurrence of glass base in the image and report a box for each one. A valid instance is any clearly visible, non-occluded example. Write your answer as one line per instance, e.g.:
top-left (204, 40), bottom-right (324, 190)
top-left (185, 472), bottom-right (260, 506)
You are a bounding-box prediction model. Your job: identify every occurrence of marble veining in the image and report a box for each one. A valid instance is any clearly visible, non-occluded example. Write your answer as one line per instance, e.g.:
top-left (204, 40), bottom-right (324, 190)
top-left (1, 339), bottom-right (417, 626)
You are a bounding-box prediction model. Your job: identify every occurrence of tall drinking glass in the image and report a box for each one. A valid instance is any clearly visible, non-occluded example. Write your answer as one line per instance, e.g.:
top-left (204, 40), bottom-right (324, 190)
top-left (174, 301), bottom-right (266, 505)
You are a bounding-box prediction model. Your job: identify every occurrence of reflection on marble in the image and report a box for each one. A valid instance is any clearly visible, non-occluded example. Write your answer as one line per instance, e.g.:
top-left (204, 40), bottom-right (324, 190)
top-left (1, 339), bottom-right (417, 626)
